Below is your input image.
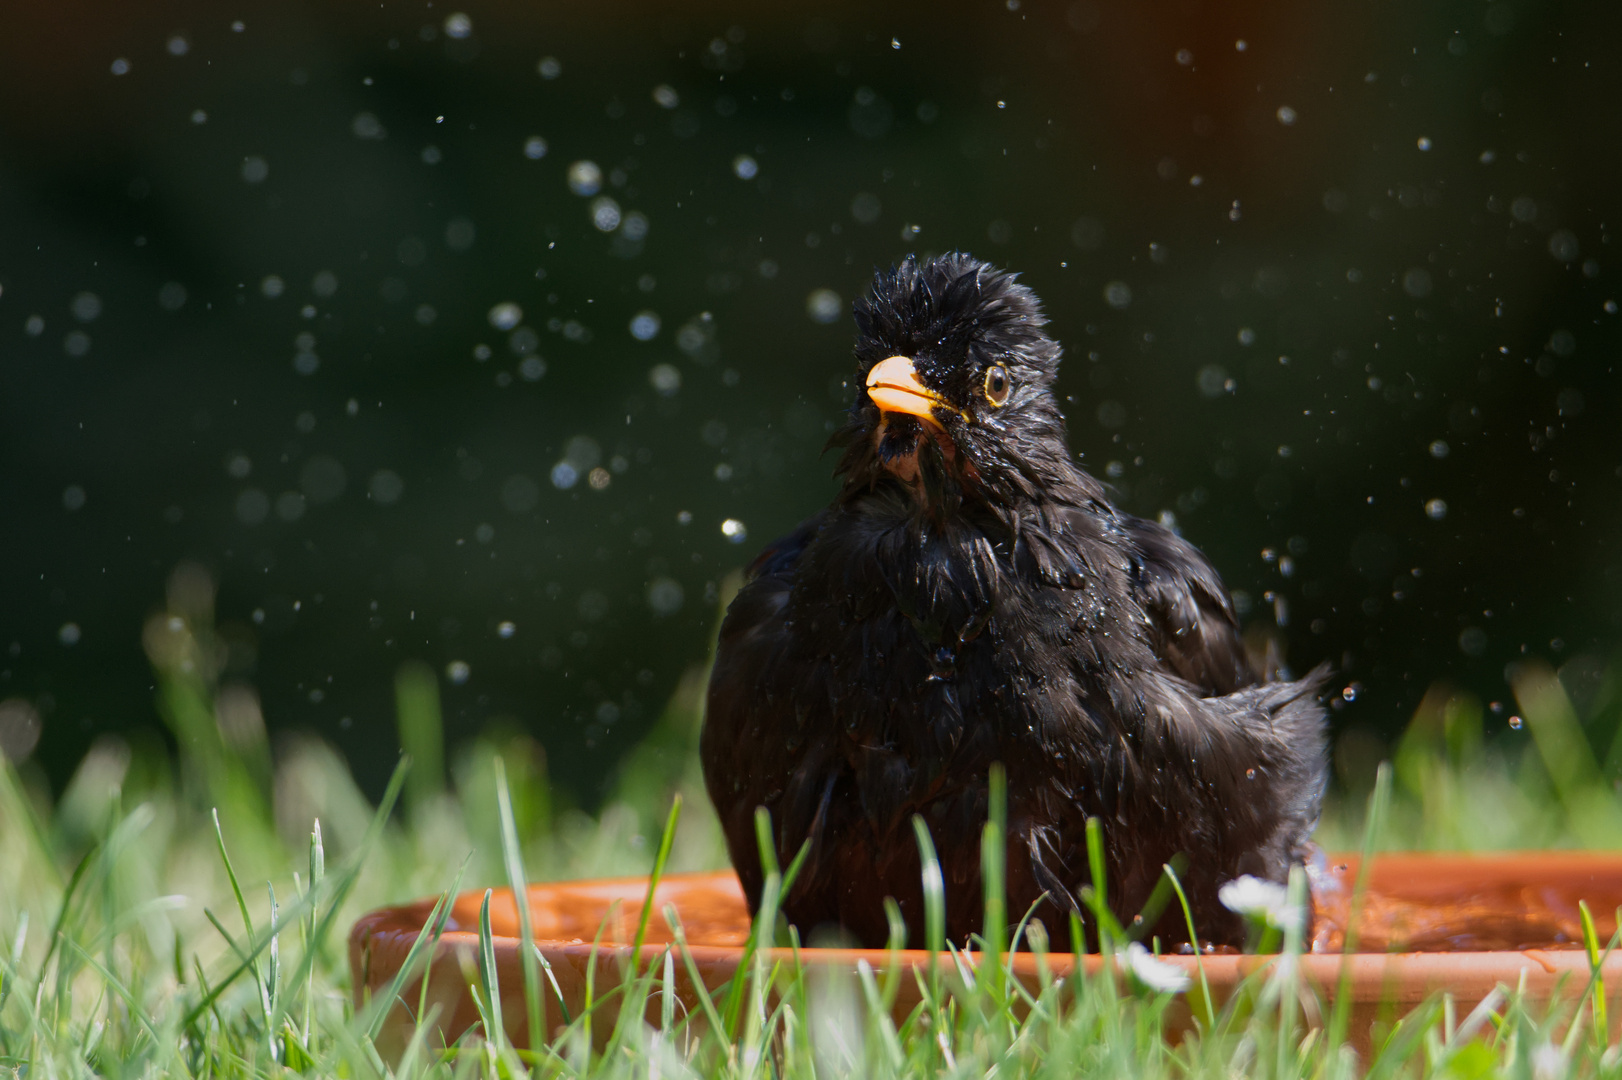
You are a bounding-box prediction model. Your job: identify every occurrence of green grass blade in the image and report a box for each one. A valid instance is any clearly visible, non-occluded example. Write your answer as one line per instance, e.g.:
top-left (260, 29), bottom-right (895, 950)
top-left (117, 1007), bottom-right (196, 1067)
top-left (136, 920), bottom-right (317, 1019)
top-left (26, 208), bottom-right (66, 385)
top-left (911, 813), bottom-right (947, 1010)
top-left (631, 793), bottom-right (682, 966)
top-left (363, 855), bottom-right (468, 1041)
top-left (1162, 862), bottom-right (1214, 1029)
top-left (477, 888), bottom-right (506, 1049)
top-left (664, 903), bottom-right (728, 1046)
top-left (185, 755), bottom-right (409, 1031)
top-left (1084, 816), bottom-right (1109, 951)
top-left (723, 806), bottom-right (784, 1039)
top-left (1581, 900), bottom-right (1608, 1044)
top-left (982, 762), bottom-right (1008, 1002)
top-left (494, 755), bottom-right (545, 1055)
top-left (10, 842), bottom-right (96, 1018)
top-left (1326, 759), bottom-right (1392, 1053)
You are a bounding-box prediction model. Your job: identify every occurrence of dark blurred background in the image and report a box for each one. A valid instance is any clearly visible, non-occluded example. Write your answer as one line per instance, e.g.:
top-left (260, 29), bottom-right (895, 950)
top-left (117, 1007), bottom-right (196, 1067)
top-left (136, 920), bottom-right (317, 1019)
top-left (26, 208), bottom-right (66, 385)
top-left (3, 0), bottom-right (1619, 804)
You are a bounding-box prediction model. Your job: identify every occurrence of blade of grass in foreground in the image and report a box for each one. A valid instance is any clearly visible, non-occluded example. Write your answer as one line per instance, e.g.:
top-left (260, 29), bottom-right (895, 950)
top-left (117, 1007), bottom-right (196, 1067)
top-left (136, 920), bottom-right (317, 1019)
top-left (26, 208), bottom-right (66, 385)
top-left (664, 904), bottom-right (727, 1044)
top-left (361, 855), bottom-right (469, 1041)
top-left (981, 762), bottom-right (1009, 1003)
top-left (722, 806), bottom-right (785, 1039)
top-left (494, 755), bottom-right (545, 1053)
top-left (1163, 863), bottom-right (1215, 1030)
top-left (631, 793), bottom-right (682, 966)
top-left (476, 889), bottom-right (504, 1049)
top-left (184, 755), bottom-right (410, 1032)
top-left (304, 819), bottom-right (324, 1040)
top-left (1325, 759), bottom-right (1392, 1053)
top-left (1579, 900), bottom-right (1609, 1045)
top-left (601, 795), bottom-right (684, 1062)
top-left (4, 842), bottom-right (95, 1020)
top-left (912, 815), bottom-right (946, 986)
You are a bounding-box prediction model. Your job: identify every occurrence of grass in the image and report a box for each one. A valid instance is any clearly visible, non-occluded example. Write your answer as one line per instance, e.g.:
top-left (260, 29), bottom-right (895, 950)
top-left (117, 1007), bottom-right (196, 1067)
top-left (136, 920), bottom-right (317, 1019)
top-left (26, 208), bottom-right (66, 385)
top-left (1, 572), bottom-right (1620, 1078)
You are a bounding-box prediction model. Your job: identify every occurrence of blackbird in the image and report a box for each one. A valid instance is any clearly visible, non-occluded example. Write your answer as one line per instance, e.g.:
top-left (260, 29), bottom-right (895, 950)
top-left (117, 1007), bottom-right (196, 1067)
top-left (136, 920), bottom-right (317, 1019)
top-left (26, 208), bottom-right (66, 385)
top-left (702, 253), bottom-right (1328, 950)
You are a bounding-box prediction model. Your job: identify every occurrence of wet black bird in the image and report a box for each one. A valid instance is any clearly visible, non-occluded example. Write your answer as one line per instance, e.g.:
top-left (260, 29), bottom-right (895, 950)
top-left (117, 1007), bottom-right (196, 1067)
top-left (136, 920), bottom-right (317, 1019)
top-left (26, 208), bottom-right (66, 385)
top-left (702, 253), bottom-right (1328, 950)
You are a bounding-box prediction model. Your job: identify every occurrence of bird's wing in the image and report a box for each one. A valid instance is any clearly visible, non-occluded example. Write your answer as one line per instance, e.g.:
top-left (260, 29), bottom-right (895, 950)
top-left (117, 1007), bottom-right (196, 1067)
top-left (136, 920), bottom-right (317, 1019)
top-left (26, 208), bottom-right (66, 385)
top-left (1119, 514), bottom-right (1255, 696)
top-left (742, 511), bottom-right (827, 584)
top-left (702, 510), bottom-right (836, 915)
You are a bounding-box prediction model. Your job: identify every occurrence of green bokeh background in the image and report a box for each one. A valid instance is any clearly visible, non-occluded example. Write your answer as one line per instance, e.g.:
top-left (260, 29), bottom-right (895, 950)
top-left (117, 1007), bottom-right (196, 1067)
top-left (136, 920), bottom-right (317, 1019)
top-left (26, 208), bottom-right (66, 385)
top-left (3, 0), bottom-right (1618, 802)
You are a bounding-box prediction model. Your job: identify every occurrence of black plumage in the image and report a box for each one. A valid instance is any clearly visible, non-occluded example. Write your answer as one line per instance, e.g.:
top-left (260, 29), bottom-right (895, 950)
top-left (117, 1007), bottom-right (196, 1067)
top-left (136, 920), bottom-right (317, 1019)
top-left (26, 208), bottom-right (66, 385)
top-left (701, 253), bottom-right (1328, 950)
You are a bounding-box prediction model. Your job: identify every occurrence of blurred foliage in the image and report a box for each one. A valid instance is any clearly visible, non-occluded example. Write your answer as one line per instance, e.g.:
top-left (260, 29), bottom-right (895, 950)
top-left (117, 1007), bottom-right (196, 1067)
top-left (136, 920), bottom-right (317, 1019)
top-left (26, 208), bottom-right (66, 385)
top-left (1, 586), bottom-right (1621, 1075)
top-left (1316, 653), bottom-right (1622, 852)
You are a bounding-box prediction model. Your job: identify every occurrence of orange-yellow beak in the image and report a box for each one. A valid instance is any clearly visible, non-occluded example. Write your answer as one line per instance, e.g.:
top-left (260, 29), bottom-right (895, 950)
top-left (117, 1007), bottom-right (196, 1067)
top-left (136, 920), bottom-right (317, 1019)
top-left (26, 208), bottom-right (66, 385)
top-left (865, 356), bottom-right (959, 424)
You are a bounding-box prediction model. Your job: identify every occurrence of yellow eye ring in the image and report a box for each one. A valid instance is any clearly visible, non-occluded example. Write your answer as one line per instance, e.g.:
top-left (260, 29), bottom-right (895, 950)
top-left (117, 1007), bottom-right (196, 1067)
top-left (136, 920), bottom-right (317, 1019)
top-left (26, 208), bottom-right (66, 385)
top-left (983, 364), bottom-right (1011, 406)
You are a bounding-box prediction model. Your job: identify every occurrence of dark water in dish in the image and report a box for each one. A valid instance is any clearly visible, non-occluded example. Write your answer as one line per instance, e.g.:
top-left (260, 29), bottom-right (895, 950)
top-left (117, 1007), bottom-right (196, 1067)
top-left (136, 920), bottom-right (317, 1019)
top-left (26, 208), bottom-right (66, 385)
top-left (2, 1), bottom-right (1619, 800)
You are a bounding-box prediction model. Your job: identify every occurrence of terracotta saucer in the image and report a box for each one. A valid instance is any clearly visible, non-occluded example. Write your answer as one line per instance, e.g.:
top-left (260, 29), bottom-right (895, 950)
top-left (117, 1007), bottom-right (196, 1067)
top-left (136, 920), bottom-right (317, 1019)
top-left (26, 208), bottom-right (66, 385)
top-left (350, 853), bottom-right (1622, 1057)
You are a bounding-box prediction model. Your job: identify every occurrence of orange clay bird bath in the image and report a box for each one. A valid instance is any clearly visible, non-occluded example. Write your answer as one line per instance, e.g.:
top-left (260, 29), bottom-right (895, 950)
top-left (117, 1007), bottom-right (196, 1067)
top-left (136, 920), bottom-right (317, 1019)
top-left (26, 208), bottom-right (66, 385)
top-left (350, 852), bottom-right (1622, 1058)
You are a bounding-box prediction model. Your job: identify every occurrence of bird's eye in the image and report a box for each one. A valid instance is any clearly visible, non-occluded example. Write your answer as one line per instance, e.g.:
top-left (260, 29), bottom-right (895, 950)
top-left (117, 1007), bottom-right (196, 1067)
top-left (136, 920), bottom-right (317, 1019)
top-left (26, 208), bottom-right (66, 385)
top-left (983, 364), bottom-right (1011, 406)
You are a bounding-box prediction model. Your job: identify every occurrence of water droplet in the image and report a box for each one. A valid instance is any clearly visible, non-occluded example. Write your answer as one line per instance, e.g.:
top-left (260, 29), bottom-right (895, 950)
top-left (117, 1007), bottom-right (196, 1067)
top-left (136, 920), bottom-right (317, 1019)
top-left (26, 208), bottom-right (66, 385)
top-left (536, 56), bottom-right (561, 79)
top-left (275, 491), bottom-right (307, 522)
top-left (1429, 439), bottom-right (1450, 459)
top-left (720, 518), bottom-right (748, 542)
top-left (70, 292), bottom-right (102, 323)
top-left (443, 12), bottom-right (473, 38)
top-left (627, 311), bottom-right (661, 342)
top-left (1416, 136), bottom-right (1432, 151)
top-left (497, 621), bottom-right (516, 638)
top-left (62, 485), bottom-right (86, 511)
top-left (590, 196), bottom-right (621, 231)
top-left (1245, 767), bottom-right (1256, 780)
top-left (235, 489), bottom-right (270, 525)
top-left (1425, 498), bottom-right (1448, 521)
top-left (368, 469), bottom-right (404, 505)
top-left (1102, 281), bottom-right (1132, 309)
top-left (522, 135), bottom-right (548, 160)
top-left (646, 577), bottom-right (685, 615)
top-left (1341, 685), bottom-right (1358, 702)
top-left (805, 288), bottom-right (842, 324)
top-left (1276, 105), bottom-right (1297, 126)
top-left (732, 154), bottom-right (758, 180)
top-left (59, 623), bottom-right (81, 646)
top-left (1196, 364), bottom-right (1231, 398)
top-left (446, 660), bottom-right (471, 684)
top-left (110, 58), bottom-right (130, 76)
top-left (351, 112), bottom-right (386, 140)
top-left (567, 160), bottom-right (603, 196)
top-left (488, 301), bottom-right (523, 331)
top-left (1548, 230), bottom-right (1581, 263)
top-left (1508, 715), bottom-right (1523, 730)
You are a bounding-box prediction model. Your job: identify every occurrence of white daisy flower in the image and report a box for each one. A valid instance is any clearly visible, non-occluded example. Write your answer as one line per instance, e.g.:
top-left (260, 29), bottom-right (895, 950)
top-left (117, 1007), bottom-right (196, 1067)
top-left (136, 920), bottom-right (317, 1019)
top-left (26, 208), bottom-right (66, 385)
top-left (1120, 941), bottom-right (1191, 994)
top-left (1218, 874), bottom-right (1304, 930)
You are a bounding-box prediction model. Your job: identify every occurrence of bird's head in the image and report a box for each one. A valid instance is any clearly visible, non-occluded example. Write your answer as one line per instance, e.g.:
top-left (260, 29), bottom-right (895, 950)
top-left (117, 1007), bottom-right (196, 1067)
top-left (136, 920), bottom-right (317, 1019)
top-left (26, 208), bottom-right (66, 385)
top-left (833, 252), bottom-right (1073, 510)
